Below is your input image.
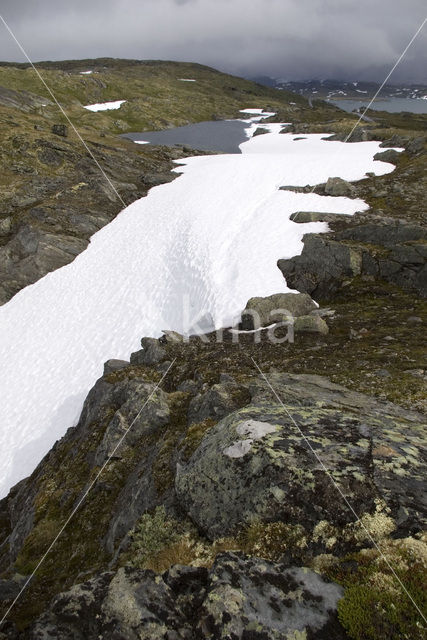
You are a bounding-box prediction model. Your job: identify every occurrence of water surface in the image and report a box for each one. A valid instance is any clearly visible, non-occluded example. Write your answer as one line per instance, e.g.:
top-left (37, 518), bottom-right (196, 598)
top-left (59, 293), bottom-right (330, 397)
top-left (123, 119), bottom-right (253, 153)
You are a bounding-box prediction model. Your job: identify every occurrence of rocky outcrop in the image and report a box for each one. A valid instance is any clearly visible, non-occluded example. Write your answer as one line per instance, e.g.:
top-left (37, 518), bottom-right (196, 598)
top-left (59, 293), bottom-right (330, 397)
top-left (240, 292), bottom-right (317, 329)
top-left (30, 554), bottom-right (345, 640)
top-left (289, 211), bottom-right (353, 224)
top-left (278, 219), bottom-right (427, 299)
top-left (324, 177), bottom-right (357, 197)
top-left (176, 372), bottom-right (426, 542)
top-left (0, 137), bottom-right (188, 305)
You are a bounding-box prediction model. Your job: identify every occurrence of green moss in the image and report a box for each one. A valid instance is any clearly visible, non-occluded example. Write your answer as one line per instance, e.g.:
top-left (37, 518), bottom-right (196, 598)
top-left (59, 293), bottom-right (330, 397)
top-left (180, 418), bottom-right (216, 460)
top-left (332, 536), bottom-right (427, 640)
top-left (152, 391), bottom-right (191, 494)
top-left (238, 521), bottom-right (307, 562)
top-left (127, 506), bottom-right (179, 568)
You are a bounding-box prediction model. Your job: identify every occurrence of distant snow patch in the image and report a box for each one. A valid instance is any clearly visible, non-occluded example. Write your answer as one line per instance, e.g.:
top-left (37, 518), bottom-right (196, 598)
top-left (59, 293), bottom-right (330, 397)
top-left (83, 100), bottom-right (126, 112)
top-left (179, 78), bottom-right (196, 82)
top-left (240, 108), bottom-right (275, 116)
top-left (134, 140), bottom-right (149, 145)
top-left (80, 70), bottom-right (93, 75)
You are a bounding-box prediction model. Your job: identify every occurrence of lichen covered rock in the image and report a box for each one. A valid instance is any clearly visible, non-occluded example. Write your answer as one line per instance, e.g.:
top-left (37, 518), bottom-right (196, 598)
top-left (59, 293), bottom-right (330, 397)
top-left (176, 373), bottom-right (426, 540)
top-left (30, 553), bottom-right (345, 639)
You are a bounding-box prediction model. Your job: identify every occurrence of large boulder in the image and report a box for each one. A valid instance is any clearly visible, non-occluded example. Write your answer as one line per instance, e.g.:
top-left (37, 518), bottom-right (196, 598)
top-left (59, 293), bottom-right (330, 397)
top-left (294, 314), bottom-right (329, 334)
top-left (176, 373), bottom-right (426, 540)
top-left (373, 149), bottom-right (402, 164)
top-left (241, 292), bottom-right (317, 330)
top-left (325, 177), bottom-right (356, 197)
top-left (30, 554), bottom-right (345, 640)
top-left (278, 220), bottom-right (427, 299)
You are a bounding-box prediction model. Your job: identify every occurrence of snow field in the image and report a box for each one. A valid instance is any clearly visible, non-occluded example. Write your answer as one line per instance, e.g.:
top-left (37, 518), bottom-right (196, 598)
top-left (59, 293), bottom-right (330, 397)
top-left (0, 117), bottom-right (400, 496)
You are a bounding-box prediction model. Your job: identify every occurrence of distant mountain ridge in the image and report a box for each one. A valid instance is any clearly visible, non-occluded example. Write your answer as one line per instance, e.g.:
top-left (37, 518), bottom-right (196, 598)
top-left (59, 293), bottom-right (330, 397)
top-left (250, 76), bottom-right (427, 100)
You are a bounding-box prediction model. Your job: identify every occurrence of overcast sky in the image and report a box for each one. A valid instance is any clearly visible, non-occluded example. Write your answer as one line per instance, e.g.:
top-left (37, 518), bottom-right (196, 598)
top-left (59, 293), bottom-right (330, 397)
top-left (0, 0), bottom-right (426, 83)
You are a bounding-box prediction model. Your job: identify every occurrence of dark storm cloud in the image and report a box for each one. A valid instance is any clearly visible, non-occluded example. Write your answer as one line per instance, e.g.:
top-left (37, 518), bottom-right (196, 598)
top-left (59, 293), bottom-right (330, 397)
top-left (0, 0), bottom-right (426, 82)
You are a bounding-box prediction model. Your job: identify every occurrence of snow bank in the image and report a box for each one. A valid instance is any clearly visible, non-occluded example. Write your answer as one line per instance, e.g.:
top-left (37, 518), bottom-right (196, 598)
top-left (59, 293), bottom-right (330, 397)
top-left (0, 121), bottom-right (399, 496)
top-left (83, 100), bottom-right (126, 112)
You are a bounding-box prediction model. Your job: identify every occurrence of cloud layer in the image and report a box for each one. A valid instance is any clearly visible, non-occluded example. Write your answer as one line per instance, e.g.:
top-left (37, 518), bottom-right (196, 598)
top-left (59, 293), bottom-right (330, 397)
top-left (0, 0), bottom-right (426, 82)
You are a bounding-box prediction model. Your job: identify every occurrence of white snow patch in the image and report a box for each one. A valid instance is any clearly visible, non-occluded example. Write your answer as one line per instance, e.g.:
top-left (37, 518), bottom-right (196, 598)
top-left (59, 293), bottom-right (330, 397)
top-left (179, 78), bottom-right (196, 82)
top-left (134, 140), bottom-right (149, 145)
top-left (240, 108), bottom-right (276, 116)
top-left (224, 420), bottom-right (278, 458)
top-left (0, 124), bottom-right (397, 496)
top-left (80, 70), bottom-right (93, 75)
top-left (83, 100), bottom-right (126, 112)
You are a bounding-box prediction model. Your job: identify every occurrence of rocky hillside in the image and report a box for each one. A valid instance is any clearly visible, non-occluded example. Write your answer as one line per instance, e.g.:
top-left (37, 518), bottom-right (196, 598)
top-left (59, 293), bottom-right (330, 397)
top-left (0, 60), bottom-right (426, 639)
top-left (1, 58), bottom-right (342, 305)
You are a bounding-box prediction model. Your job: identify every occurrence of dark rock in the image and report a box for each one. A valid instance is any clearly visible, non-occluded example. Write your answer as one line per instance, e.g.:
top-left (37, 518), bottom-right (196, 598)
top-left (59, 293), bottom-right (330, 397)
top-left (93, 380), bottom-right (169, 465)
top-left (252, 127), bottom-right (269, 137)
top-left (290, 211), bottom-right (353, 224)
top-left (278, 233), bottom-right (363, 299)
top-left (406, 136), bottom-right (426, 154)
top-left (278, 221), bottom-right (427, 299)
top-left (373, 149), bottom-right (402, 164)
top-left (30, 554), bottom-right (345, 640)
top-left (130, 337), bottom-right (167, 366)
top-left (187, 382), bottom-right (251, 425)
top-left (51, 124), bottom-right (68, 137)
top-left (279, 184), bottom-right (314, 193)
top-left (103, 359), bottom-right (129, 376)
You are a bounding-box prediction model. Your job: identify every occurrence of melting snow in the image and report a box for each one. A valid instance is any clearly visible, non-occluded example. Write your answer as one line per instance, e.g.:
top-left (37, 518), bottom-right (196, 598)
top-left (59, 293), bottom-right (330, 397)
top-left (0, 118), bottom-right (399, 496)
top-left (179, 78), bottom-right (197, 82)
top-left (83, 100), bottom-right (126, 112)
top-left (80, 70), bottom-right (93, 75)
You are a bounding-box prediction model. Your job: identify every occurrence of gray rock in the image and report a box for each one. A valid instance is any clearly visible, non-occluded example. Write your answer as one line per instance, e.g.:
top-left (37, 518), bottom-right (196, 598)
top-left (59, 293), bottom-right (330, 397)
top-left (290, 211), bottom-right (352, 224)
top-left (373, 149), bottom-right (402, 164)
top-left (93, 380), bottom-right (169, 465)
top-left (130, 337), bottom-right (167, 366)
top-left (294, 314), bottom-right (329, 335)
top-left (406, 136), bottom-right (426, 154)
top-left (103, 359), bottom-right (129, 376)
top-left (187, 382), bottom-right (251, 425)
top-left (278, 220), bottom-right (427, 299)
top-left (176, 372), bottom-right (426, 540)
top-left (0, 578), bottom-right (23, 601)
top-left (0, 217), bottom-right (12, 237)
top-left (177, 379), bottom-right (199, 394)
top-left (278, 233), bottom-right (363, 299)
top-left (252, 127), bottom-right (269, 136)
top-left (241, 292), bottom-right (317, 330)
top-left (51, 124), bottom-right (68, 137)
top-left (325, 177), bottom-right (356, 197)
top-left (30, 554), bottom-right (345, 640)
top-left (160, 330), bottom-right (185, 344)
